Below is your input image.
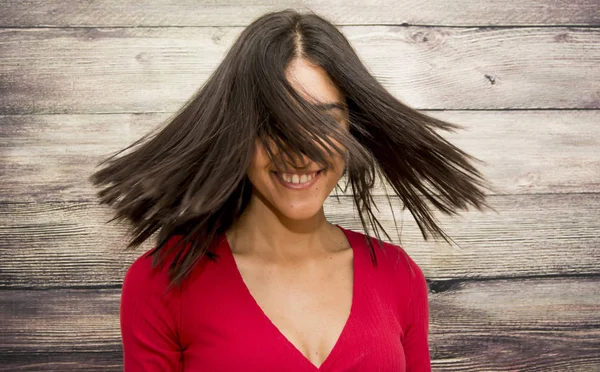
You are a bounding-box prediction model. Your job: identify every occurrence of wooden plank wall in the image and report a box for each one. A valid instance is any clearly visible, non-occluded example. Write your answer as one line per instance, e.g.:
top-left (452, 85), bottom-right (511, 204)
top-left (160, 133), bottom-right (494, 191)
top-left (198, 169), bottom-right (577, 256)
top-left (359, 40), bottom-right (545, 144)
top-left (1, 1), bottom-right (599, 370)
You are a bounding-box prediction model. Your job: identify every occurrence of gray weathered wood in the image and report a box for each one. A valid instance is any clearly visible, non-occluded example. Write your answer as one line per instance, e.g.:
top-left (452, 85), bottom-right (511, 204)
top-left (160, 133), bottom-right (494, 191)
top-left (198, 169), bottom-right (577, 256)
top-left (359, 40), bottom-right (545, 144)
top-left (0, 353), bottom-right (120, 372)
top-left (2, 1), bottom-right (598, 371)
top-left (1, 27), bottom-right (599, 114)
top-left (1, 193), bottom-right (598, 288)
top-left (0, 0), bottom-right (598, 27)
top-left (1, 110), bottom-right (598, 203)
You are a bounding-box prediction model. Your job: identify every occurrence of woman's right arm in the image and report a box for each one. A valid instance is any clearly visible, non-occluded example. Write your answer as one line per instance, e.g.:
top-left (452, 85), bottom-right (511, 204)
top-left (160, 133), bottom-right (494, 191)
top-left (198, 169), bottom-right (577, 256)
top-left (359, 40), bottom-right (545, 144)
top-left (120, 253), bottom-right (183, 371)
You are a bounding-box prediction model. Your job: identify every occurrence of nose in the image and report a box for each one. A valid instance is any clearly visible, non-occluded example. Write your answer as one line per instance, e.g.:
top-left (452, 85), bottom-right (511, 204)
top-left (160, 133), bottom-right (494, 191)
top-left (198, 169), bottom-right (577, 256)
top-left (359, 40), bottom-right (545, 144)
top-left (281, 152), bottom-right (319, 172)
top-left (287, 156), bottom-right (311, 170)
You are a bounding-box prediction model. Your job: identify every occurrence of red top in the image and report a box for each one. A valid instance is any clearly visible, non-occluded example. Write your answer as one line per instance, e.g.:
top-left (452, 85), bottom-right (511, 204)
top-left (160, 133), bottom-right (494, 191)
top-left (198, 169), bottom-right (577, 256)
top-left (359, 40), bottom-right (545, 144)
top-left (120, 225), bottom-right (431, 371)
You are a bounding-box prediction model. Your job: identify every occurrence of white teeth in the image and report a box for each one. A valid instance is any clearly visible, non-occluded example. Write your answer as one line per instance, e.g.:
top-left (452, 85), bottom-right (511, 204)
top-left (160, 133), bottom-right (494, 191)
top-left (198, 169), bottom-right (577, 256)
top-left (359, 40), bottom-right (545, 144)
top-left (279, 172), bottom-right (317, 184)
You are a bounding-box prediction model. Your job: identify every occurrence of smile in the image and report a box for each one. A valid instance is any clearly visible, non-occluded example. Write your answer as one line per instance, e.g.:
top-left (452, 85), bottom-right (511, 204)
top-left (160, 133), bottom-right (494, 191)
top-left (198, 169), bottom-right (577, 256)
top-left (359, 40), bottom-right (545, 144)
top-left (272, 170), bottom-right (323, 190)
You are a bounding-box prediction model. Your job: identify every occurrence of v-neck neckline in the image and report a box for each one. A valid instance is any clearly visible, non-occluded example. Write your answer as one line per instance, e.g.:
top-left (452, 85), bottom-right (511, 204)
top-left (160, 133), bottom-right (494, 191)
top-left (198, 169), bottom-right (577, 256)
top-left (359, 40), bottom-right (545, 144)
top-left (222, 224), bottom-right (359, 371)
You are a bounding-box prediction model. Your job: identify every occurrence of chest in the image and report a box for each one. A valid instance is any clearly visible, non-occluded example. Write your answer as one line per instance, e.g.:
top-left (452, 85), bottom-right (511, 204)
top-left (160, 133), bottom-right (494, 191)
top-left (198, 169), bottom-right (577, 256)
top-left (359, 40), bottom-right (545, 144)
top-left (233, 248), bottom-right (354, 368)
top-left (181, 269), bottom-right (406, 372)
top-left (178, 235), bottom-right (408, 371)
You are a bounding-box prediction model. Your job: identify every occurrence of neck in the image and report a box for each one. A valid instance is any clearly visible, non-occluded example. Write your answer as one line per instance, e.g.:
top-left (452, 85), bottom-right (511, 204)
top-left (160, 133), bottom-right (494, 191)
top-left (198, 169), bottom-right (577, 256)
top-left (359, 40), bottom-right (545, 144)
top-left (225, 194), bottom-right (340, 262)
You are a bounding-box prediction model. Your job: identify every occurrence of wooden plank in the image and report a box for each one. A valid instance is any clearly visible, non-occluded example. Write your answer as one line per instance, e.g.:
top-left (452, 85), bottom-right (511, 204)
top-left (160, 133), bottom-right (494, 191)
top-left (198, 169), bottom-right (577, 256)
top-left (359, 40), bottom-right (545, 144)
top-left (1, 27), bottom-right (599, 114)
top-left (429, 277), bottom-right (600, 370)
top-left (1, 277), bottom-right (598, 370)
top-left (0, 289), bottom-right (121, 352)
top-left (0, 0), bottom-right (598, 27)
top-left (0, 193), bottom-right (598, 288)
top-left (0, 352), bottom-right (121, 372)
top-left (1, 110), bottom-right (598, 203)
top-left (0, 288), bottom-right (122, 371)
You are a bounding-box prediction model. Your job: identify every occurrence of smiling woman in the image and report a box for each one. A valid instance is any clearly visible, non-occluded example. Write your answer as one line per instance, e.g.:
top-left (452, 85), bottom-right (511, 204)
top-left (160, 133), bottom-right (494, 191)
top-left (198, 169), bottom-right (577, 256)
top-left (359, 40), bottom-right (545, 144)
top-left (248, 58), bottom-right (349, 221)
top-left (89, 8), bottom-right (492, 372)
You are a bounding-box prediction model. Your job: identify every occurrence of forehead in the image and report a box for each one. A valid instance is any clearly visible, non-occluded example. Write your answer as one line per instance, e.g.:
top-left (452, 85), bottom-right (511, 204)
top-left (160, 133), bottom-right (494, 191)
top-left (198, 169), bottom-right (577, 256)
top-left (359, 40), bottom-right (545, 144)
top-left (284, 58), bottom-right (346, 112)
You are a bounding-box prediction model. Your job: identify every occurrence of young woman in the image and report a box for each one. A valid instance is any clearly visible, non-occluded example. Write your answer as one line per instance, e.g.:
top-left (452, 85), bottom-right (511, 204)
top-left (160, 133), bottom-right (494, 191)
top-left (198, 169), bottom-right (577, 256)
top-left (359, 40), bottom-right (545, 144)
top-left (90, 9), bottom-right (491, 372)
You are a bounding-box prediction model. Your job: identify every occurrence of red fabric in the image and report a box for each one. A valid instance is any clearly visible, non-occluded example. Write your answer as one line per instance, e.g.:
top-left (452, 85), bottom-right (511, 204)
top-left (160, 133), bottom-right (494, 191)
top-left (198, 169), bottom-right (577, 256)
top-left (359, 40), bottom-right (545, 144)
top-left (120, 225), bottom-right (431, 371)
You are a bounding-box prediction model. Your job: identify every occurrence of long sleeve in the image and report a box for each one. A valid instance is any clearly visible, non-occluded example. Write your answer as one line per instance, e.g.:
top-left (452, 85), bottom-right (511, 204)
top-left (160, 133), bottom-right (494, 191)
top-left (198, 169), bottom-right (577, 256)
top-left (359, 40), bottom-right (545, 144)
top-left (120, 252), bottom-right (183, 371)
top-left (403, 256), bottom-right (432, 371)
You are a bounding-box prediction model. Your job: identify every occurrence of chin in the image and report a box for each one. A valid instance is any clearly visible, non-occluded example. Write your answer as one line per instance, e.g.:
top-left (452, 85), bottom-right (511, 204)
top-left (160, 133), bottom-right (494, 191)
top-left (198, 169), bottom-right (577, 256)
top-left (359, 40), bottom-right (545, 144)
top-left (274, 200), bottom-right (325, 221)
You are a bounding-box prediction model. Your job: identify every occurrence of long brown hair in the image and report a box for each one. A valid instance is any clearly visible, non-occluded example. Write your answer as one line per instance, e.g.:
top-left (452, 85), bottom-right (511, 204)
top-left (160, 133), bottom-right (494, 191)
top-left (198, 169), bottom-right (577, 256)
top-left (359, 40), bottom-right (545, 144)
top-left (89, 9), bottom-right (494, 291)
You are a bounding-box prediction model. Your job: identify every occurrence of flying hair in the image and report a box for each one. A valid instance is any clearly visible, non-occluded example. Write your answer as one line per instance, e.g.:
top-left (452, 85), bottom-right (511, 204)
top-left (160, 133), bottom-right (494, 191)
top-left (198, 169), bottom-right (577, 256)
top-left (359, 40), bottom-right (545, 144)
top-left (89, 8), bottom-right (495, 292)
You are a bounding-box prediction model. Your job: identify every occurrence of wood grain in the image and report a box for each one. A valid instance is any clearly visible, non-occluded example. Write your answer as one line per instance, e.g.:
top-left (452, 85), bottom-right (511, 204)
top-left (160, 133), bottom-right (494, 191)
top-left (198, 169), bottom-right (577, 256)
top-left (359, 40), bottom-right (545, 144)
top-left (0, 288), bottom-right (122, 371)
top-left (1, 193), bottom-right (598, 288)
top-left (1, 110), bottom-right (598, 203)
top-left (1, 1), bottom-right (599, 370)
top-left (1, 27), bottom-right (599, 114)
top-left (0, 0), bottom-right (598, 27)
top-left (1, 277), bottom-right (598, 370)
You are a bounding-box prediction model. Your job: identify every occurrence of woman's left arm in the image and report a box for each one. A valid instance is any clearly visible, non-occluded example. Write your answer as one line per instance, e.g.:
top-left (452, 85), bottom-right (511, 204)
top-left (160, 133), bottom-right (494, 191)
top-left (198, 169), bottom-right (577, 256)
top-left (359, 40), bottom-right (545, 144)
top-left (402, 256), bottom-right (432, 371)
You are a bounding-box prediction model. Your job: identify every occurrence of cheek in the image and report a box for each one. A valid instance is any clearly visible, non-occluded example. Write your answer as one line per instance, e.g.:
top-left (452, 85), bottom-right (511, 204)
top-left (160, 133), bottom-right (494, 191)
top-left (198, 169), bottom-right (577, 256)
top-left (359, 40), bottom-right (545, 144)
top-left (324, 135), bottom-right (348, 175)
top-left (330, 154), bottom-right (347, 181)
top-left (247, 143), bottom-right (270, 180)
